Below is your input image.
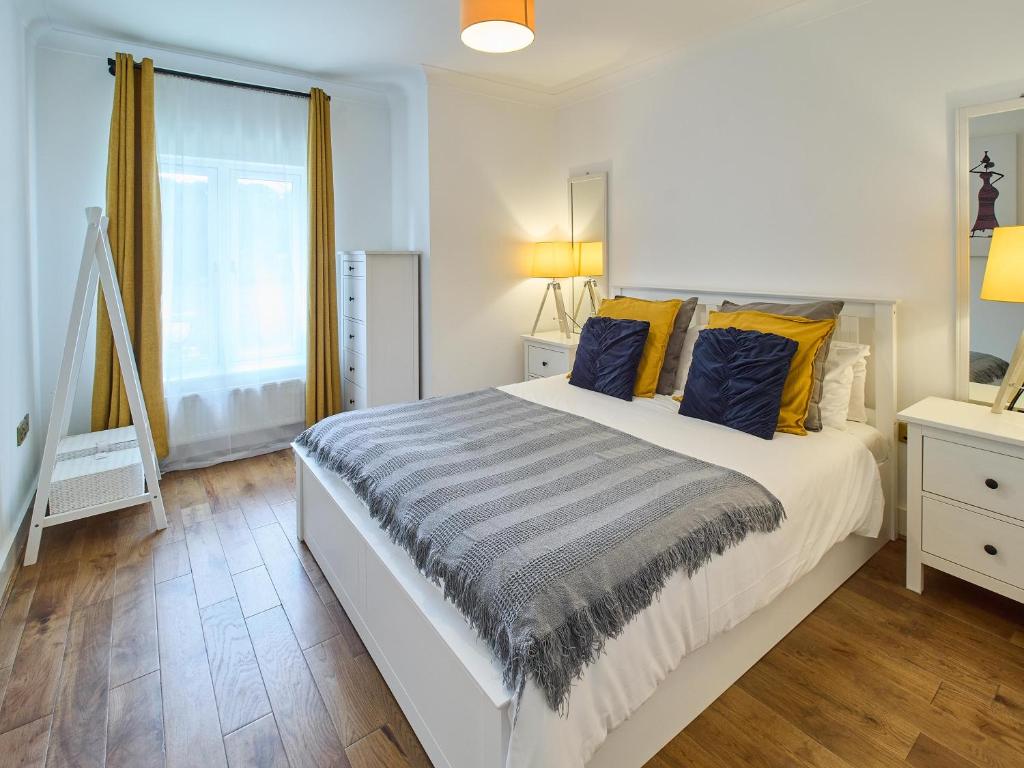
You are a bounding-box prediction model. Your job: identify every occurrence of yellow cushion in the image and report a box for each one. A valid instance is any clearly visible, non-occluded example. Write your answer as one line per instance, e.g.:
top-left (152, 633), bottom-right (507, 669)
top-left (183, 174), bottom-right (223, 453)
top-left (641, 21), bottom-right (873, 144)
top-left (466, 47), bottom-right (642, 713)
top-left (707, 309), bottom-right (836, 436)
top-left (597, 297), bottom-right (682, 397)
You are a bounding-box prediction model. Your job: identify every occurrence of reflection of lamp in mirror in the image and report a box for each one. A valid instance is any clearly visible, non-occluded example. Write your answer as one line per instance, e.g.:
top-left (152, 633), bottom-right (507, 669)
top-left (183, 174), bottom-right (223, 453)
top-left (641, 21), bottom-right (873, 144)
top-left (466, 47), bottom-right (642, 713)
top-left (981, 226), bottom-right (1024, 413)
top-left (530, 242), bottom-right (575, 337)
top-left (573, 241), bottom-right (604, 321)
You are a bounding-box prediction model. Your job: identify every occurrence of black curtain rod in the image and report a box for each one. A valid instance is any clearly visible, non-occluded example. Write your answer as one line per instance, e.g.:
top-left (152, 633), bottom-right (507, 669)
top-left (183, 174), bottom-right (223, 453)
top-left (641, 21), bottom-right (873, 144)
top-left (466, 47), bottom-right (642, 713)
top-left (106, 57), bottom-right (328, 101)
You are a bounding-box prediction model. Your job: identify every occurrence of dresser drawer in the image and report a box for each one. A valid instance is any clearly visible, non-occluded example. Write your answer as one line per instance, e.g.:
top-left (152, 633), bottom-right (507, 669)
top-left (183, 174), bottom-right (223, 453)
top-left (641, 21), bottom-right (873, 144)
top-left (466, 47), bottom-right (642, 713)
top-left (922, 496), bottom-right (1024, 590)
top-left (344, 319), bottom-right (366, 355)
top-left (341, 260), bottom-right (365, 277)
top-left (342, 277), bottom-right (365, 321)
top-left (527, 345), bottom-right (570, 377)
top-left (344, 381), bottom-right (367, 411)
top-left (923, 437), bottom-right (1024, 522)
top-left (343, 348), bottom-right (367, 389)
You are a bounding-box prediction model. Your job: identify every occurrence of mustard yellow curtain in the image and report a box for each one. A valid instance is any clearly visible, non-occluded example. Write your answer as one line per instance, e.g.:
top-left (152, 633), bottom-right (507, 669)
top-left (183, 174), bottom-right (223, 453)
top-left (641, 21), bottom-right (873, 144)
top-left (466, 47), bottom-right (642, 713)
top-left (92, 52), bottom-right (169, 458)
top-left (305, 87), bottom-right (341, 425)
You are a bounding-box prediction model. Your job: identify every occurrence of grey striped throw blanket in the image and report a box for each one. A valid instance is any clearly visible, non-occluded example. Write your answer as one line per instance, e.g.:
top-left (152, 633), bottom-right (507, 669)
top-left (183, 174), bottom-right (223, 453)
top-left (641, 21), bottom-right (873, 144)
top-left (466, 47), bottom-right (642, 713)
top-left (297, 388), bottom-right (785, 711)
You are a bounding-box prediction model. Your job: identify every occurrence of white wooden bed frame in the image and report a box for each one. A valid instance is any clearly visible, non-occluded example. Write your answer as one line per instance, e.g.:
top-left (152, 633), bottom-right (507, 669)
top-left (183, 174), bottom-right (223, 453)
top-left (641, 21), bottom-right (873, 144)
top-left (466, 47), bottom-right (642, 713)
top-left (294, 287), bottom-right (899, 768)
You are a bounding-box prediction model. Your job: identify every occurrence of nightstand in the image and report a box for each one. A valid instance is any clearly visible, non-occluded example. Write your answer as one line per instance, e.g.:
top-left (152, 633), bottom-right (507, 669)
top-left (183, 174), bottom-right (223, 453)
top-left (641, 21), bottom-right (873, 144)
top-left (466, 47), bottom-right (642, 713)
top-left (521, 332), bottom-right (580, 381)
top-left (900, 397), bottom-right (1024, 603)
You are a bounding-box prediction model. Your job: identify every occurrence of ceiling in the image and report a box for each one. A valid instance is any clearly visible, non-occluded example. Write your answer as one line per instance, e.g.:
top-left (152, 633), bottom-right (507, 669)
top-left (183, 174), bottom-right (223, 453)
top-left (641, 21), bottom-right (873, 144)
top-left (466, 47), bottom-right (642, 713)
top-left (32, 0), bottom-right (804, 94)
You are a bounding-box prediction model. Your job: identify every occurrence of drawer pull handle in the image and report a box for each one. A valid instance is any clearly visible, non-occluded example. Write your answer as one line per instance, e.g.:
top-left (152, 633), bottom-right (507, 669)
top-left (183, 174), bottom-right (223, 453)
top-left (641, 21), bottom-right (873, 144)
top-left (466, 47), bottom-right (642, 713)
top-left (541, 361), bottom-right (548, 367)
top-left (349, 366), bottom-right (355, 372)
top-left (985, 478), bottom-right (999, 490)
top-left (349, 399), bottom-right (355, 405)
top-left (348, 265), bottom-right (355, 271)
top-left (348, 334), bottom-right (355, 339)
top-left (348, 296), bottom-right (355, 302)
top-left (984, 544), bottom-right (998, 556)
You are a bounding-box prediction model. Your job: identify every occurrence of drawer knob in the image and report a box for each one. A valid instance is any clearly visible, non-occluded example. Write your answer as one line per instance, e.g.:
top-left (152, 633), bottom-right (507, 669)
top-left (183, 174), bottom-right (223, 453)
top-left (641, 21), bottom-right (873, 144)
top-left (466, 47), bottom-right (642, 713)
top-left (349, 399), bottom-right (355, 405)
top-left (348, 334), bottom-right (355, 339)
top-left (985, 478), bottom-right (999, 490)
top-left (541, 361), bottom-right (548, 367)
top-left (984, 544), bottom-right (998, 556)
top-left (348, 296), bottom-right (355, 302)
top-left (349, 366), bottom-right (355, 372)
top-left (348, 265), bottom-right (355, 271)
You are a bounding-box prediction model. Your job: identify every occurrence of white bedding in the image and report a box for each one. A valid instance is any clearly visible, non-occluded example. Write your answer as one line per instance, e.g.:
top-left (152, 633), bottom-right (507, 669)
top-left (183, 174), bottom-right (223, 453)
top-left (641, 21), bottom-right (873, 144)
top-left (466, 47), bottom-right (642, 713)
top-left (309, 375), bottom-right (885, 768)
top-left (496, 375), bottom-right (884, 768)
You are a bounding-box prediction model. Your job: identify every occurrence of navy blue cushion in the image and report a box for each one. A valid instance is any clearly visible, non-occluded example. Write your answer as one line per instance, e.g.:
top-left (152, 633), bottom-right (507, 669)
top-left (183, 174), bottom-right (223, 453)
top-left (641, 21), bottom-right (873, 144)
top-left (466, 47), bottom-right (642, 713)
top-left (679, 327), bottom-right (798, 440)
top-left (570, 317), bottom-right (651, 401)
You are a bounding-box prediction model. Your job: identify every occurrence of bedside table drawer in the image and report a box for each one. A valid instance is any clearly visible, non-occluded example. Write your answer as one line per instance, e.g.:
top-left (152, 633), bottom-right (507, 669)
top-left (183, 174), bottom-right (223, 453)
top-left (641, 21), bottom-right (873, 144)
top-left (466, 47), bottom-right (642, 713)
top-left (527, 345), bottom-right (569, 377)
top-left (344, 382), bottom-right (367, 411)
top-left (923, 437), bottom-right (1024, 522)
top-left (343, 348), bottom-right (367, 389)
top-left (922, 497), bottom-right (1024, 590)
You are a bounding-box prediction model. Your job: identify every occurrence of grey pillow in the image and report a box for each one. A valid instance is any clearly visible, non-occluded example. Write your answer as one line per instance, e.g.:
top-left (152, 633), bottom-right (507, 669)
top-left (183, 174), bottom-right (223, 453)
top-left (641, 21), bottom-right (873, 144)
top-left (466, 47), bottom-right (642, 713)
top-left (718, 300), bottom-right (844, 431)
top-left (657, 297), bottom-right (698, 395)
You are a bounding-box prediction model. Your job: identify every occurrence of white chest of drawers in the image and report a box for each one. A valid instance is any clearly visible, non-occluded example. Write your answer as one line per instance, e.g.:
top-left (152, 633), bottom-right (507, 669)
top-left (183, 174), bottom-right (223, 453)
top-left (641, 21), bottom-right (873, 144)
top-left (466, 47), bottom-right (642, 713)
top-left (900, 397), bottom-right (1024, 603)
top-left (521, 331), bottom-right (580, 381)
top-left (338, 251), bottom-right (420, 411)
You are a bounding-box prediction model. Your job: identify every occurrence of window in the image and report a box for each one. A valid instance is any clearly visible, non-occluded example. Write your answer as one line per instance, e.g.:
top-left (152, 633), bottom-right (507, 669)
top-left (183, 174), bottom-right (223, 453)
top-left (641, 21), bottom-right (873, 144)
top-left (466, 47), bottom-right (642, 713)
top-left (156, 75), bottom-right (309, 469)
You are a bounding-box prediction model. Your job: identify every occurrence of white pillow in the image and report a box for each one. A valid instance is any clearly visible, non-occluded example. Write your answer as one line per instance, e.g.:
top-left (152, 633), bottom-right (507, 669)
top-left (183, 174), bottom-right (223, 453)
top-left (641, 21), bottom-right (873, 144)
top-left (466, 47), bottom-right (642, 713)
top-left (819, 343), bottom-right (863, 429)
top-left (674, 324), bottom-right (707, 393)
top-left (826, 341), bottom-right (871, 423)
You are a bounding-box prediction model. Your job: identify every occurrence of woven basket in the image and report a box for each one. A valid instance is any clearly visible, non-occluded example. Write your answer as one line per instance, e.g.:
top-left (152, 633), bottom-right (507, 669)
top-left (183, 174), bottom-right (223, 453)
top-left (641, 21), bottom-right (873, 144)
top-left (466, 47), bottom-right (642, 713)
top-left (56, 426), bottom-right (138, 461)
top-left (50, 447), bottom-right (144, 516)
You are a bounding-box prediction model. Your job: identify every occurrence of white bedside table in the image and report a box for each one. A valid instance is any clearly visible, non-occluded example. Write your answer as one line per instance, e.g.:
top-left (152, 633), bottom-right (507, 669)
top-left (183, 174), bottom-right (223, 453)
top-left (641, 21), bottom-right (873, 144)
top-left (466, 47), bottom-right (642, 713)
top-left (521, 332), bottom-right (580, 381)
top-left (899, 396), bottom-right (1024, 603)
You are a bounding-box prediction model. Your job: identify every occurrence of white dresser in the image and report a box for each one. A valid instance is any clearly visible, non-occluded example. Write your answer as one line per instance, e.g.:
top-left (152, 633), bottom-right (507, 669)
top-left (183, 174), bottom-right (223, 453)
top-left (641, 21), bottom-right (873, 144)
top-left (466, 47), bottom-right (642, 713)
top-left (521, 332), bottom-right (580, 381)
top-left (901, 397), bottom-right (1024, 603)
top-left (338, 251), bottom-right (420, 411)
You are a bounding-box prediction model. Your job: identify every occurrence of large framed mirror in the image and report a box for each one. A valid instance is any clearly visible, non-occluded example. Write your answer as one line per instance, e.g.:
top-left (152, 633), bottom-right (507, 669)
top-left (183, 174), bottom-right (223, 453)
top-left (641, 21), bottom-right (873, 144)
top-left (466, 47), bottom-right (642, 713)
top-left (955, 98), bottom-right (1024, 410)
top-left (569, 172), bottom-right (608, 326)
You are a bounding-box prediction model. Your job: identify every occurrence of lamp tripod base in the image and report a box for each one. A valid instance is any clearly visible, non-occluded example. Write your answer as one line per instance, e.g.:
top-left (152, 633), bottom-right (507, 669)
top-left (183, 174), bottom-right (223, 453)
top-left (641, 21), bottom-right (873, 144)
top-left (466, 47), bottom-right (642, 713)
top-left (573, 278), bottom-right (603, 323)
top-left (992, 329), bottom-right (1024, 414)
top-left (531, 280), bottom-right (571, 337)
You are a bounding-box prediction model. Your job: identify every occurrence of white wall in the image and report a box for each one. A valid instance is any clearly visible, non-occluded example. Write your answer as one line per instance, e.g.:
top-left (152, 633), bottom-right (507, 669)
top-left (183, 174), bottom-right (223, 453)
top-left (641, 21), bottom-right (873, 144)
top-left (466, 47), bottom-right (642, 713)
top-left (556, 0), bottom-right (1024, 410)
top-left (0, 4), bottom-right (38, 574)
top-left (32, 31), bottom-right (394, 436)
top-left (425, 77), bottom-right (564, 395)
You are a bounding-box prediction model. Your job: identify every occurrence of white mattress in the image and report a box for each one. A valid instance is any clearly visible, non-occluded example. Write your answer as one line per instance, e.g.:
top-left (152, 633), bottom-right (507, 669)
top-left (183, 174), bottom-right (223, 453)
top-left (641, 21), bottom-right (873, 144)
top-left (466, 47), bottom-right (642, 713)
top-left (313, 376), bottom-right (886, 768)
top-left (496, 376), bottom-right (884, 768)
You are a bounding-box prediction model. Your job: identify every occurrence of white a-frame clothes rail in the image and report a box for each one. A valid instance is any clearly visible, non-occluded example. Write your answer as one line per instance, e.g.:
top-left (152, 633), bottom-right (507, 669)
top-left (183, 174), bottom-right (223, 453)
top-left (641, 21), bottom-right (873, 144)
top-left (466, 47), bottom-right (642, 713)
top-left (26, 207), bottom-right (166, 565)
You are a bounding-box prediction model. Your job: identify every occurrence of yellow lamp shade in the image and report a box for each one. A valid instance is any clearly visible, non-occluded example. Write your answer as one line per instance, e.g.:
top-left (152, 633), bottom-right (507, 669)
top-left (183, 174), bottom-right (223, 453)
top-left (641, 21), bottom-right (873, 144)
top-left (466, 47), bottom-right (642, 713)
top-left (981, 226), bottom-right (1024, 303)
top-left (575, 241), bottom-right (604, 277)
top-left (461, 0), bottom-right (535, 53)
top-left (531, 242), bottom-right (575, 278)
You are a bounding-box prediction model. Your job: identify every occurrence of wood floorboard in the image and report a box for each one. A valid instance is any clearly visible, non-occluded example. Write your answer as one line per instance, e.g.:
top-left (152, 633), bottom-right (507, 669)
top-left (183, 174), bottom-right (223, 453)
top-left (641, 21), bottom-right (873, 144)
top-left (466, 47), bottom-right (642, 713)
top-left (223, 713), bottom-right (290, 768)
top-left (155, 574), bottom-right (227, 768)
top-left (3, 452), bottom-right (1024, 767)
top-left (105, 671), bottom-right (163, 768)
top-left (199, 598), bottom-right (272, 735)
top-left (46, 599), bottom-right (113, 768)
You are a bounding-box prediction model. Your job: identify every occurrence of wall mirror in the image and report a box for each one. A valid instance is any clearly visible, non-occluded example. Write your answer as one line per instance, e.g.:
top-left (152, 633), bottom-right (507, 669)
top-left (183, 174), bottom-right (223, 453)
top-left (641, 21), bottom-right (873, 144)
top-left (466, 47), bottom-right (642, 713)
top-left (569, 172), bottom-right (608, 326)
top-left (956, 98), bottom-right (1024, 409)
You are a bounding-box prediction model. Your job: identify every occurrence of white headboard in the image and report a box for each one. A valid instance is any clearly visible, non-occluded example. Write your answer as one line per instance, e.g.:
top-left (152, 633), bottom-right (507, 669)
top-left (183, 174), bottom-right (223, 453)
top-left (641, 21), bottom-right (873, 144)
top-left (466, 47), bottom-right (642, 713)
top-left (612, 284), bottom-right (900, 539)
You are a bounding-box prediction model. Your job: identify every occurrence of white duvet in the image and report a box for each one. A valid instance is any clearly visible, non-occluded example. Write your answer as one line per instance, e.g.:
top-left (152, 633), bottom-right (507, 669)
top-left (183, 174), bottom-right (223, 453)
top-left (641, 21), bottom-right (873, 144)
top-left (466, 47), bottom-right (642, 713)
top-left (496, 375), bottom-right (884, 768)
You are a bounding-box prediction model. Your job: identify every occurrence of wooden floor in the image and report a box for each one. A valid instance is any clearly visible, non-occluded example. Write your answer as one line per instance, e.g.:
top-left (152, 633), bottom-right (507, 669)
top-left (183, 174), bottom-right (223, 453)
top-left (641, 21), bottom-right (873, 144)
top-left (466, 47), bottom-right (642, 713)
top-left (0, 452), bottom-right (1022, 768)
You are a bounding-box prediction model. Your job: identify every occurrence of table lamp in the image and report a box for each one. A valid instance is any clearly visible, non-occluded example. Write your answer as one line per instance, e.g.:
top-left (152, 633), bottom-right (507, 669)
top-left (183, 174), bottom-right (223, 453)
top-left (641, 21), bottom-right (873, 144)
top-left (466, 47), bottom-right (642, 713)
top-left (981, 226), bottom-right (1024, 413)
top-left (573, 241), bottom-right (604, 321)
top-left (530, 242), bottom-right (575, 336)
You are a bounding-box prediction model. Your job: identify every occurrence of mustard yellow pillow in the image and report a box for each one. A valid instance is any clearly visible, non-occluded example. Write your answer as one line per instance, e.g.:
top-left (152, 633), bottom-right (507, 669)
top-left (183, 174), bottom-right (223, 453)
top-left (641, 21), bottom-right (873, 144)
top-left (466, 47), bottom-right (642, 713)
top-left (597, 297), bottom-right (682, 397)
top-left (707, 310), bottom-right (836, 435)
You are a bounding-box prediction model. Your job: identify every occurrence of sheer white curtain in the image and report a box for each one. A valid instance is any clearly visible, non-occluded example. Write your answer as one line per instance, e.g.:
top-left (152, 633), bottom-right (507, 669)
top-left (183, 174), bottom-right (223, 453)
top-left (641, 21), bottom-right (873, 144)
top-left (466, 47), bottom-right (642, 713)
top-left (155, 75), bottom-right (309, 470)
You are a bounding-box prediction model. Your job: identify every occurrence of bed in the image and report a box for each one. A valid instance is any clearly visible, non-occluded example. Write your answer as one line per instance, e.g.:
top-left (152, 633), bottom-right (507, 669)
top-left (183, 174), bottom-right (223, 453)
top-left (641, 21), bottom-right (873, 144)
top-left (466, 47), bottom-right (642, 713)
top-left (294, 287), bottom-right (899, 768)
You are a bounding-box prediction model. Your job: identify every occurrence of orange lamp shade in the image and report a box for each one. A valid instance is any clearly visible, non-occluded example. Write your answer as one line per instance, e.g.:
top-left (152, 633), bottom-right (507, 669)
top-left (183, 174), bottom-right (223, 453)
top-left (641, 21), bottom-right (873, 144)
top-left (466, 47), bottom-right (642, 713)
top-left (461, 0), bottom-right (535, 53)
top-left (531, 242), bottom-right (575, 278)
top-left (575, 241), bottom-right (604, 277)
top-left (981, 226), bottom-right (1024, 303)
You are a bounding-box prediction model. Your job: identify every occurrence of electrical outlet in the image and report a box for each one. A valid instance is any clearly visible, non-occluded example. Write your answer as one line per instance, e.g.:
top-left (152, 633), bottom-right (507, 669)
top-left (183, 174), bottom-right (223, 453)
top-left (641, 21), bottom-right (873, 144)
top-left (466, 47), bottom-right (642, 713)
top-left (16, 414), bottom-right (29, 447)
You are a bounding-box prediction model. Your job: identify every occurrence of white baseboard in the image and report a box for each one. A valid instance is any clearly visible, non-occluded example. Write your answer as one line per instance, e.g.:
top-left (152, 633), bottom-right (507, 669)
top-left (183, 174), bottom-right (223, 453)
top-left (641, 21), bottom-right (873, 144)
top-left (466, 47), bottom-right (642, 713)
top-left (0, 476), bottom-right (37, 610)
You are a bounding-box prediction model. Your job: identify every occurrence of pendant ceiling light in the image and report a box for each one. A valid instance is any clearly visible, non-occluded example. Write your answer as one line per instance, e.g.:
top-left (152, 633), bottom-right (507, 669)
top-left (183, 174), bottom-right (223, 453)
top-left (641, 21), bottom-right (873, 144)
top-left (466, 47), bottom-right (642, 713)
top-left (461, 0), bottom-right (535, 53)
